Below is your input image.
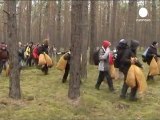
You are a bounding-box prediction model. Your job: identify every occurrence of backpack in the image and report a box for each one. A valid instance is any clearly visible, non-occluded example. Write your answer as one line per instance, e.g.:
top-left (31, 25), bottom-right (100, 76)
top-left (93, 49), bottom-right (100, 65)
top-left (142, 47), bottom-right (149, 63)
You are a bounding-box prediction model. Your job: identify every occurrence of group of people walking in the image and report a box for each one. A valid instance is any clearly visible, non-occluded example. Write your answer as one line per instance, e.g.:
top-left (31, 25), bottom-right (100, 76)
top-left (0, 38), bottom-right (159, 102)
top-left (95, 39), bottom-right (160, 101)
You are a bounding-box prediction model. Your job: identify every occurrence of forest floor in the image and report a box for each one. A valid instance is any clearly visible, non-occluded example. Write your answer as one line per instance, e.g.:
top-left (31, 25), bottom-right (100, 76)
top-left (0, 56), bottom-right (160, 120)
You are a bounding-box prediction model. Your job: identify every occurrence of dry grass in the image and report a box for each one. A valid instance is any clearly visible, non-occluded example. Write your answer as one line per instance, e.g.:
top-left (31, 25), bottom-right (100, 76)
top-left (0, 55), bottom-right (159, 120)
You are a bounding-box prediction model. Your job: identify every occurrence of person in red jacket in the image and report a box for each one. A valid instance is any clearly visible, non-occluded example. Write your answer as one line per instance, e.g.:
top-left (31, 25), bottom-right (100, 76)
top-left (32, 43), bottom-right (40, 65)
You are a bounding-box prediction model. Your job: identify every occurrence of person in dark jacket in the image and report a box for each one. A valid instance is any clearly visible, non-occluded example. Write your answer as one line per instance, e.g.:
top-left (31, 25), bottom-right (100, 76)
top-left (62, 50), bottom-right (71, 83)
top-left (18, 42), bottom-right (25, 69)
top-left (146, 41), bottom-right (160, 80)
top-left (38, 39), bottom-right (49, 75)
top-left (114, 39), bottom-right (129, 68)
top-left (119, 40), bottom-right (142, 101)
top-left (95, 40), bottom-right (114, 92)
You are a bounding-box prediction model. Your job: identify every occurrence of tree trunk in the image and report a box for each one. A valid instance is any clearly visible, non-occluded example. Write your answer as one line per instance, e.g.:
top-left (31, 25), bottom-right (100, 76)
top-left (68, 1), bottom-right (82, 100)
top-left (109, 0), bottom-right (117, 45)
top-left (3, 2), bottom-right (8, 43)
top-left (26, 0), bottom-right (32, 42)
top-left (152, 0), bottom-right (156, 42)
top-left (6, 0), bottom-right (21, 99)
top-left (80, 1), bottom-right (88, 79)
top-left (63, 1), bottom-right (70, 50)
top-left (126, 0), bottom-right (137, 41)
top-left (39, 1), bottom-right (42, 42)
top-left (102, 3), bottom-right (107, 41)
top-left (48, 1), bottom-right (55, 46)
top-left (56, 0), bottom-right (62, 51)
top-left (106, 1), bottom-right (110, 38)
top-left (89, 0), bottom-right (97, 65)
top-left (17, 1), bottom-right (22, 42)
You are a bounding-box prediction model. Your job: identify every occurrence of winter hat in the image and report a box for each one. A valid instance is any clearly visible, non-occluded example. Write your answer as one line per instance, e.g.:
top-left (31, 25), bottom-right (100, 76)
top-left (43, 39), bottom-right (49, 45)
top-left (102, 40), bottom-right (111, 49)
top-left (152, 41), bottom-right (158, 46)
top-left (130, 40), bottom-right (139, 49)
top-left (119, 39), bottom-right (127, 45)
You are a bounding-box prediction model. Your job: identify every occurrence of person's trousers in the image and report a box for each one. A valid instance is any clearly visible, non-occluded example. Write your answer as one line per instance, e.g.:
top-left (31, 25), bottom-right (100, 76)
top-left (62, 62), bottom-right (70, 83)
top-left (0, 60), bottom-right (6, 74)
top-left (95, 71), bottom-right (114, 90)
top-left (120, 71), bottom-right (138, 99)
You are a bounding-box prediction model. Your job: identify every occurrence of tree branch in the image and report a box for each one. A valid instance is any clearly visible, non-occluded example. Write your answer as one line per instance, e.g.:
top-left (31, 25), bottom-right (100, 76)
top-left (3, 10), bottom-right (10, 16)
top-left (1, 22), bottom-right (7, 24)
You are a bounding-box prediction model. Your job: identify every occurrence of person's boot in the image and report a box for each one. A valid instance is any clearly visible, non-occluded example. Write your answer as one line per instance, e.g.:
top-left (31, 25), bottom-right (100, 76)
top-left (41, 65), bottom-right (48, 75)
top-left (147, 75), bottom-right (154, 81)
top-left (109, 86), bottom-right (115, 92)
top-left (150, 76), bottom-right (154, 80)
top-left (129, 87), bottom-right (138, 101)
top-left (120, 83), bottom-right (128, 99)
top-left (95, 84), bottom-right (100, 90)
top-left (62, 78), bottom-right (67, 83)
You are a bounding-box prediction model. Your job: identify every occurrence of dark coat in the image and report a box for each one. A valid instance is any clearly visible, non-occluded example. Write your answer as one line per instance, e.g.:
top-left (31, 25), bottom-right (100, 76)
top-left (38, 44), bottom-right (49, 55)
top-left (119, 40), bottom-right (142, 74)
top-left (146, 45), bottom-right (160, 65)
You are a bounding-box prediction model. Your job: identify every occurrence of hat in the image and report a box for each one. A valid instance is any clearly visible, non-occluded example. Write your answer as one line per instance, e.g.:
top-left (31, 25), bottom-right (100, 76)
top-left (102, 40), bottom-right (111, 49)
top-left (43, 39), bottom-right (49, 45)
top-left (130, 40), bottom-right (139, 49)
top-left (18, 42), bottom-right (22, 45)
top-left (119, 39), bottom-right (127, 45)
top-left (152, 41), bottom-right (158, 46)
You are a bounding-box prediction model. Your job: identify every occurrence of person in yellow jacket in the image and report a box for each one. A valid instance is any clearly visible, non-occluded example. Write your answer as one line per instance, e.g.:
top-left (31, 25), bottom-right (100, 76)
top-left (24, 42), bottom-right (33, 67)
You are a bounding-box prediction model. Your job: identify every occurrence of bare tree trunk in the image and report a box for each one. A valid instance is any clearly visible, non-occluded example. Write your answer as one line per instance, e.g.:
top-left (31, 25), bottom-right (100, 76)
top-left (17, 1), bottom-right (22, 42)
top-left (6, 0), bottom-right (21, 99)
top-left (63, 1), bottom-right (70, 50)
top-left (20, 1), bottom-right (27, 43)
top-left (106, 1), bottom-right (110, 38)
top-left (126, 0), bottom-right (137, 41)
top-left (38, 1), bottom-right (42, 42)
top-left (68, 1), bottom-right (82, 100)
top-left (102, 3), bottom-right (107, 41)
top-left (89, 0), bottom-right (97, 65)
top-left (109, 0), bottom-right (117, 46)
top-left (152, 0), bottom-right (156, 42)
top-left (3, 2), bottom-right (8, 43)
top-left (56, 0), bottom-right (62, 51)
top-left (97, 2), bottom-right (102, 45)
top-left (48, 1), bottom-right (55, 46)
top-left (26, 0), bottom-right (32, 42)
top-left (115, 2), bottom-right (121, 44)
top-left (81, 1), bottom-right (88, 79)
